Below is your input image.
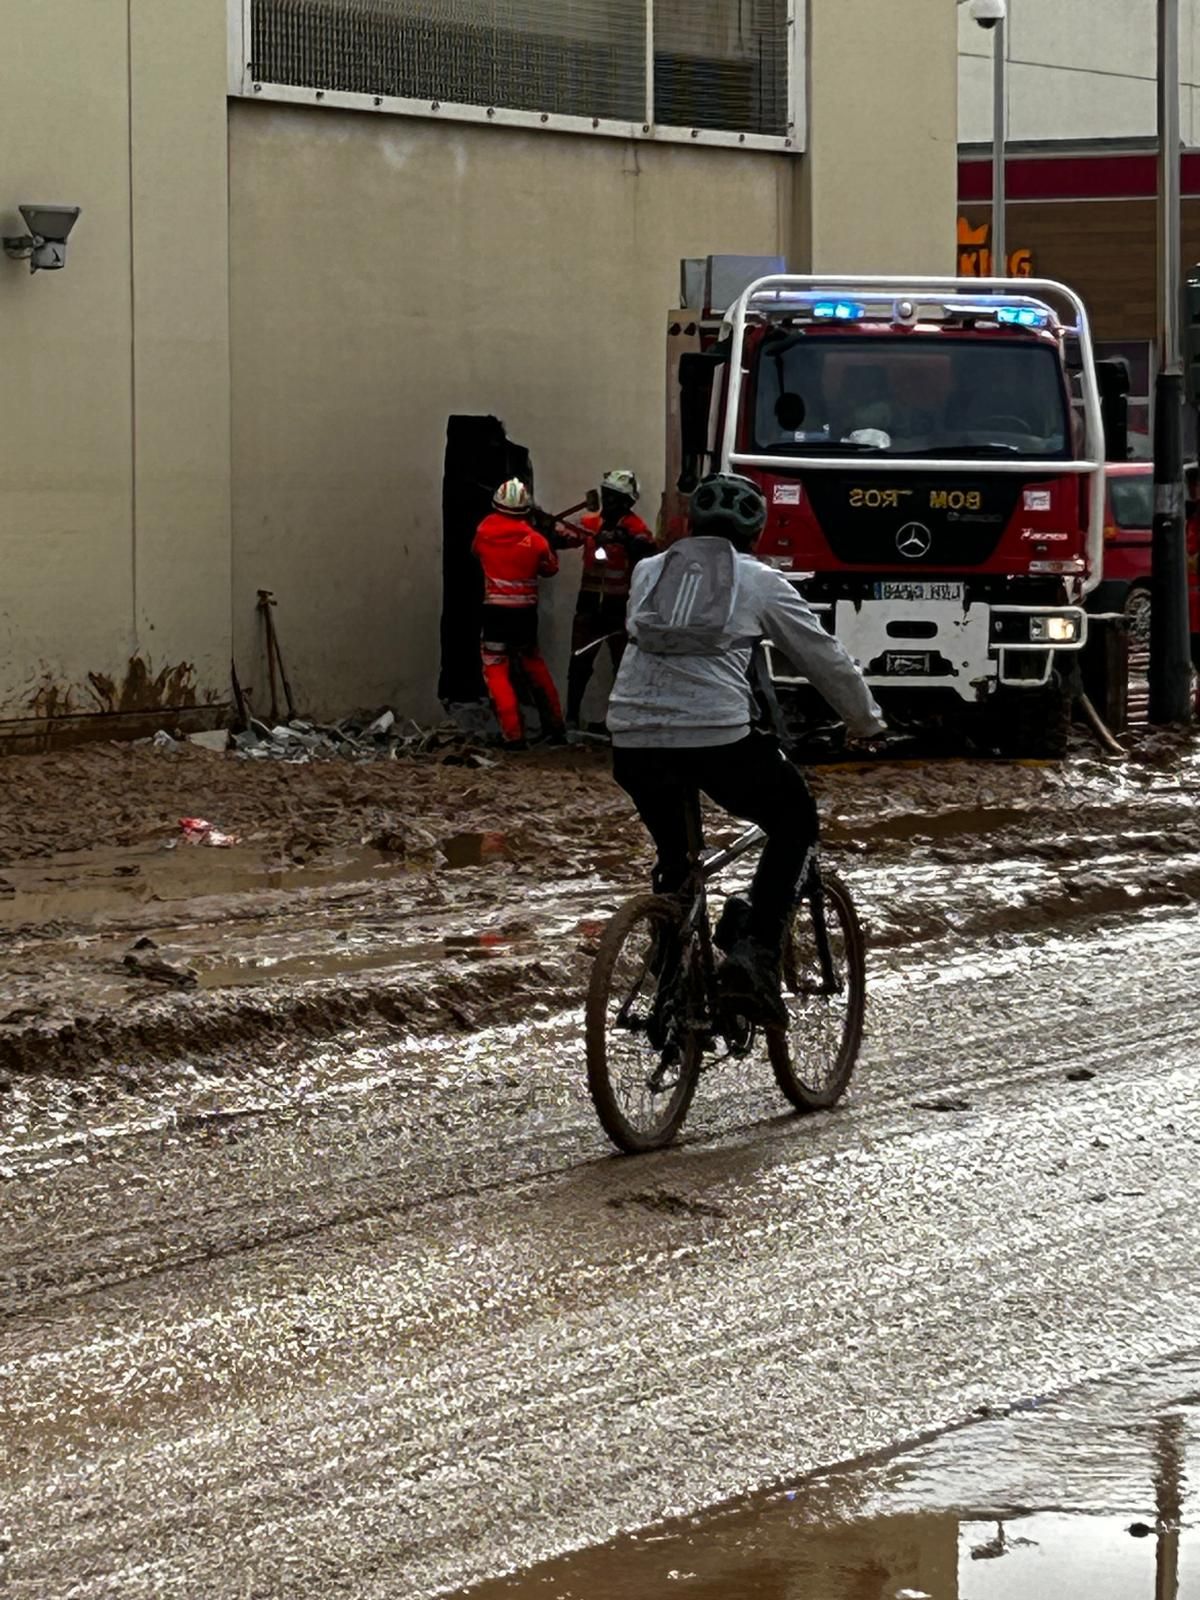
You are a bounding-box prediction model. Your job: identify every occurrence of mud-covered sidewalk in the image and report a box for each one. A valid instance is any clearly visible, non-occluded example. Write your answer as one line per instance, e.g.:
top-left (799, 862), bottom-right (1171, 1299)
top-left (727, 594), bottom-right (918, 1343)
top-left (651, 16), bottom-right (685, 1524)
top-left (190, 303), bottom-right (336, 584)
top-left (2, 730), bottom-right (1199, 1092)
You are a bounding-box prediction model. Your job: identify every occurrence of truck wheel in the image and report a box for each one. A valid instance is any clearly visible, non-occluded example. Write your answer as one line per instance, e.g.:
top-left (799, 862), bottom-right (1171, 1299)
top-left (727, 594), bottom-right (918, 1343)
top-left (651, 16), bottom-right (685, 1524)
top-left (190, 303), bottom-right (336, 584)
top-left (988, 673), bottom-right (1072, 759)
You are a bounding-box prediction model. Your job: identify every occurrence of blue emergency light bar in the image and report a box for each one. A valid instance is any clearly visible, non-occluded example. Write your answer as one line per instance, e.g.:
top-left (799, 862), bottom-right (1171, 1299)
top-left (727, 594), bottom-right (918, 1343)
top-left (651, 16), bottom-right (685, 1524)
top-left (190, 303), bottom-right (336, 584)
top-left (996, 306), bottom-right (1050, 328)
top-left (812, 300), bottom-right (866, 320)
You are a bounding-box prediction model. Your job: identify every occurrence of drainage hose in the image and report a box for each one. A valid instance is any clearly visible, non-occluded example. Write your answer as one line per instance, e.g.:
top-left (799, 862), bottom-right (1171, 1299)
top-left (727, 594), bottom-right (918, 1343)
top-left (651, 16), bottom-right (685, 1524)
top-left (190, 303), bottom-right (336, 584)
top-left (1076, 692), bottom-right (1127, 758)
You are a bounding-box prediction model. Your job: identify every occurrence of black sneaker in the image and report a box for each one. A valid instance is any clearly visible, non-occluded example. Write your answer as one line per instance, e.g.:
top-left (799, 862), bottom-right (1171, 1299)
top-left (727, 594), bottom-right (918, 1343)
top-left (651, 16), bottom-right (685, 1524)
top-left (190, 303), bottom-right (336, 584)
top-left (714, 894), bottom-right (753, 955)
top-left (718, 937), bottom-right (789, 1030)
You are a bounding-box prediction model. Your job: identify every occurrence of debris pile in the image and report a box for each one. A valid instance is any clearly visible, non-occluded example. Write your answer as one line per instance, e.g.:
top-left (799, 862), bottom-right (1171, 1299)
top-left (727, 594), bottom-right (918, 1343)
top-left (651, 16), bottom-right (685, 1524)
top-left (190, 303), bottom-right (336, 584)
top-left (150, 714), bottom-right (502, 769)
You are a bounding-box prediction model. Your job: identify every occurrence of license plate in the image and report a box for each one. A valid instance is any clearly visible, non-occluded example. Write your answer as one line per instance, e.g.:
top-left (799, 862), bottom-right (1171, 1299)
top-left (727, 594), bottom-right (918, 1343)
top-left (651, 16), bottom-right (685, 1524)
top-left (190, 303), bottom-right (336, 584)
top-left (884, 651), bottom-right (932, 676)
top-left (874, 581), bottom-right (964, 603)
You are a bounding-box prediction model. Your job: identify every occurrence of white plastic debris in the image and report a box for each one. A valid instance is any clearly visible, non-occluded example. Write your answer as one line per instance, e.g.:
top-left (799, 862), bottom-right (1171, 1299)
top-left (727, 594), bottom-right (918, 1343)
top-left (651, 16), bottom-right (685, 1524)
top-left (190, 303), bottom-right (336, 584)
top-left (188, 729), bottom-right (230, 753)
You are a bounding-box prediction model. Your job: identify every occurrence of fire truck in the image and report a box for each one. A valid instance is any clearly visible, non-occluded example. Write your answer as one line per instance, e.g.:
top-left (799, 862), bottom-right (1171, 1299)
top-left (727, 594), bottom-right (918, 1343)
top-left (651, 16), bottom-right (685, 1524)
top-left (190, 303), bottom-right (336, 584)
top-left (663, 263), bottom-right (1112, 756)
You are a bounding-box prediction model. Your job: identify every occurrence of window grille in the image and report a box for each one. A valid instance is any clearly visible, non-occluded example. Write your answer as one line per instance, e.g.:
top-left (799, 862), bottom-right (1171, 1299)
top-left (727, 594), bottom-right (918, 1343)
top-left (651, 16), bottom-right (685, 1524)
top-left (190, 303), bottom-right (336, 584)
top-left (244, 0), bottom-right (795, 143)
top-left (654, 0), bottom-right (789, 136)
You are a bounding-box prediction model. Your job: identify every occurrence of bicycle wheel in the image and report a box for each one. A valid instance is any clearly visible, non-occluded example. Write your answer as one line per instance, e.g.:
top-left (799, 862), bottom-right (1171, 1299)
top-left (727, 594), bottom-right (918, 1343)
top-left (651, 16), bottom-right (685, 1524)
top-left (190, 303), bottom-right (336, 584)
top-left (586, 894), bottom-right (702, 1154)
top-left (767, 867), bottom-right (865, 1112)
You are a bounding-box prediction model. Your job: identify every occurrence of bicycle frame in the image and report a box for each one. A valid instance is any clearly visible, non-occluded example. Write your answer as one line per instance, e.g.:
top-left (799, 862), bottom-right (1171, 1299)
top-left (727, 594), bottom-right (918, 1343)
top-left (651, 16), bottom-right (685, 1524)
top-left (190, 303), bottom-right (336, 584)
top-left (673, 803), bottom-right (839, 1037)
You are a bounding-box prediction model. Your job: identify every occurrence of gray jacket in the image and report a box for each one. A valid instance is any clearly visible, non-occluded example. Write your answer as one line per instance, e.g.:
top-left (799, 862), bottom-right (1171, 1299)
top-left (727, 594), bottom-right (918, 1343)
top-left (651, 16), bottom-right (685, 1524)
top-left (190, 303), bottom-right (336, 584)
top-left (607, 541), bottom-right (886, 749)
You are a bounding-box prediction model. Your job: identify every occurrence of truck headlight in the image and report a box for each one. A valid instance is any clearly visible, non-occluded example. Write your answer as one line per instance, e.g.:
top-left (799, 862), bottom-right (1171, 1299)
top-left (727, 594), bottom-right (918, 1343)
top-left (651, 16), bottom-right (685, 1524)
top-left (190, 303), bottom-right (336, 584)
top-left (1030, 615), bottom-right (1079, 643)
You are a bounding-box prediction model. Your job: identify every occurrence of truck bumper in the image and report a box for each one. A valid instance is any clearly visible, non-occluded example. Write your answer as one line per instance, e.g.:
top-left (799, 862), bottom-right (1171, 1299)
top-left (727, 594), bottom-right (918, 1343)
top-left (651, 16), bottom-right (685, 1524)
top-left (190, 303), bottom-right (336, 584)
top-left (769, 598), bottom-right (1089, 704)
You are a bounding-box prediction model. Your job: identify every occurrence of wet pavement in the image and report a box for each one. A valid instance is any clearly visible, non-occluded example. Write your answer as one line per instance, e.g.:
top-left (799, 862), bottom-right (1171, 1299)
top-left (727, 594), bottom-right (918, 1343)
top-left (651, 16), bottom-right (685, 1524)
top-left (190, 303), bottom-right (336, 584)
top-left (461, 1356), bottom-right (1200, 1598)
top-left (3, 736), bottom-right (1200, 1595)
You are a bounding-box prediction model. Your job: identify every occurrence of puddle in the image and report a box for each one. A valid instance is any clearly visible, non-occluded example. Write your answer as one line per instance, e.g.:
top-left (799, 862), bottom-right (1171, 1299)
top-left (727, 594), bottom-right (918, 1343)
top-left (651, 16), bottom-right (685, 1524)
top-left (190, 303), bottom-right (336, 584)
top-left (0, 844), bottom-right (408, 929)
top-left (457, 1356), bottom-right (1200, 1599)
top-left (442, 832), bottom-right (510, 869)
top-left (197, 930), bottom-right (521, 989)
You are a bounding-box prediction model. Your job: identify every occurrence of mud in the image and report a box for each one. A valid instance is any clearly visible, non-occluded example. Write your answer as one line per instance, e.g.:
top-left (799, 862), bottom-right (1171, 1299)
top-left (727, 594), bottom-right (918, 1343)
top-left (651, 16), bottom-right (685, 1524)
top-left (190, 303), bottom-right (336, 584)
top-left (2, 731), bottom-right (1200, 1083)
top-left (5, 903), bottom-right (1200, 1597)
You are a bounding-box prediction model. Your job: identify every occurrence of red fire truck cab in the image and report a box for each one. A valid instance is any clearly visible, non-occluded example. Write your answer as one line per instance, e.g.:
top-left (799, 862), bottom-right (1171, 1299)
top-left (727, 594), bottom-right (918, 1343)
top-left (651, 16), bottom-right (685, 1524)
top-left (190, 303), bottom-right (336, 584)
top-left (663, 270), bottom-right (1110, 756)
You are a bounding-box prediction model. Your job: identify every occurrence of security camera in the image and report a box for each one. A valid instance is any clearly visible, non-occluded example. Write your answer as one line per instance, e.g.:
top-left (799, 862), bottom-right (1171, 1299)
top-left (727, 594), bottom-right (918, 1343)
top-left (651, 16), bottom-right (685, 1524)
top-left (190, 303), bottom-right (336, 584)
top-left (968, 0), bottom-right (1006, 29)
top-left (3, 205), bottom-right (82, 273)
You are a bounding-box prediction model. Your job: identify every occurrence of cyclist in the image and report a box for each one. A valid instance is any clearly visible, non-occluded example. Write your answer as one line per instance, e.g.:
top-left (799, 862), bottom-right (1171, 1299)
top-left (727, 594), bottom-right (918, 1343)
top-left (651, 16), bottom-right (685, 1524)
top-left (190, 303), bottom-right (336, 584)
top-left (607, 472), bottom-right (885, 1025)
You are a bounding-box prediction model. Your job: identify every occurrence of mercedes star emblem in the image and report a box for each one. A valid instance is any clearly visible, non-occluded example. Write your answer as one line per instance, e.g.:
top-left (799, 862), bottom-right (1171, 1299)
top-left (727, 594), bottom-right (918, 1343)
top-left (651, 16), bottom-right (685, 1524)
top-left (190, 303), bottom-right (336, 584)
top-left (896, 521), bottom-right (933, 559)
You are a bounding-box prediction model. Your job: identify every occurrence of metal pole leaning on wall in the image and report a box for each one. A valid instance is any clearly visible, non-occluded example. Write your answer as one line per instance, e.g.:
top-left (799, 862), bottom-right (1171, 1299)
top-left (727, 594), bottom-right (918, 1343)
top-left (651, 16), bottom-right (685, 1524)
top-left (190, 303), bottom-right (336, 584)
top-left (1150, 0), bottom-right (1192, 724)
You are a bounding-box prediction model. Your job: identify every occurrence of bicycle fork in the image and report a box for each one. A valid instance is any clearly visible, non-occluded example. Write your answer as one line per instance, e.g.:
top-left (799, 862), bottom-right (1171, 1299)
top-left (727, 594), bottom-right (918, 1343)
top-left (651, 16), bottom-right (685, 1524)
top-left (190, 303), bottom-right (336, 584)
top-left (798, 848), bottom-right (842, 997)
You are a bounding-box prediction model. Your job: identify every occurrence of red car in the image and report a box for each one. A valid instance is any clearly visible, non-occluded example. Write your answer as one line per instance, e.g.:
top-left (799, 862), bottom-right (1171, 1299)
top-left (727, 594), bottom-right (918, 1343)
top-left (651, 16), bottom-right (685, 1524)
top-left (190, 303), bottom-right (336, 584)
top-left (1086, 462), bottom-right (1200, 718)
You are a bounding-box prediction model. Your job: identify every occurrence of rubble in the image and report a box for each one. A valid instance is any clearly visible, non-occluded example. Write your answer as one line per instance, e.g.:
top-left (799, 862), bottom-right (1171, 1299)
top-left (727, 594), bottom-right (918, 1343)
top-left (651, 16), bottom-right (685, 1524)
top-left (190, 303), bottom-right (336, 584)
top-left (188, 730), bottom-right (231, 753)
top-left (122, 937), bottom-right (199, 989)
top-left (179, 818), bottom-right (241, 848)
top-left (226, 713), bottom-right (508, 767)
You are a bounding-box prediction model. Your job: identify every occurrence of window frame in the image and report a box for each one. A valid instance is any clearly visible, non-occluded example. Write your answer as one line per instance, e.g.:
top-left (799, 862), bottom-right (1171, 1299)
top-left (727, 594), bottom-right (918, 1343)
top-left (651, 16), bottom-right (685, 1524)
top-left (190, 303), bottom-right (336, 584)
top-left (227, 0), bottom-right (805, 152)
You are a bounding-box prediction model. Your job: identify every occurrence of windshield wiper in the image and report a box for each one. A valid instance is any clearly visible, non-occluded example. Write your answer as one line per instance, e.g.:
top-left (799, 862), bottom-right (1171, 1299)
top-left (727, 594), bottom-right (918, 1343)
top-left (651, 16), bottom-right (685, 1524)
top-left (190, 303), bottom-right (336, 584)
top-left (769, 439), bottom-right (883, 454)
top-left (903, 442), bottom-right (1025, 458)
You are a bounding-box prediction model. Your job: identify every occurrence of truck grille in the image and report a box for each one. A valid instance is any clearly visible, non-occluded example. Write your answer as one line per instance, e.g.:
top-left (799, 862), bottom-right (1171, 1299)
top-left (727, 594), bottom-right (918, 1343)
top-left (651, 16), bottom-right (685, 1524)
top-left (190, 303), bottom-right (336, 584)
top-left (802, 473), bottom-right (1027, 569)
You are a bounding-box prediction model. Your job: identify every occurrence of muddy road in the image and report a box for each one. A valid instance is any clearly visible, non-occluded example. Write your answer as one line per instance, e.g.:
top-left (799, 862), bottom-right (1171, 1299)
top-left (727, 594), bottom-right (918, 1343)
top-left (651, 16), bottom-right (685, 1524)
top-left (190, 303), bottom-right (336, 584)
top-left (3, 736), bottom-right (1200, 1596)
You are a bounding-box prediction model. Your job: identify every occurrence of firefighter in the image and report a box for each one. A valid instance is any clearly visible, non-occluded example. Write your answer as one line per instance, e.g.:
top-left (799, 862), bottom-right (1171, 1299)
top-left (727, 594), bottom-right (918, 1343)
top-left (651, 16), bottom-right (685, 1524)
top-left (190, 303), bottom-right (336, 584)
top-left (566, 469), bottom-right (656, 731)
top-left (473, 478), bottom-right (567, 751)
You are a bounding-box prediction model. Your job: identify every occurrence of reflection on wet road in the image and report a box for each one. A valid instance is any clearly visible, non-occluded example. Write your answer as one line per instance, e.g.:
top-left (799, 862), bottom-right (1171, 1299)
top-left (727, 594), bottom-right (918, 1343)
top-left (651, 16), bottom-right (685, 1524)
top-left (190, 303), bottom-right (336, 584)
top-left (463, 1357), bottom-right (1200, 1598)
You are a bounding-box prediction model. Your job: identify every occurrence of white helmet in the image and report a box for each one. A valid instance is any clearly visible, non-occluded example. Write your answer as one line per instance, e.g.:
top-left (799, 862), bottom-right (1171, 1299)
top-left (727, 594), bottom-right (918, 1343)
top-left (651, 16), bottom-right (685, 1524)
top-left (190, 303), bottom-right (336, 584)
top-left (601, 469), bottom-right (640, 504)
top-left (493, 478), bottom-right (532, 514)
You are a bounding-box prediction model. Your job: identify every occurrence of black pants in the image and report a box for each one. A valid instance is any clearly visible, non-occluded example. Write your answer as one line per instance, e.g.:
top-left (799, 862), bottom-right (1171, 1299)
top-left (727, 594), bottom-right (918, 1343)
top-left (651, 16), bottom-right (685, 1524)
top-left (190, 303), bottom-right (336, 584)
top-left (612, 732), bottom-right (819, 949)
top-left (567, 592), bottom-right (628, 724)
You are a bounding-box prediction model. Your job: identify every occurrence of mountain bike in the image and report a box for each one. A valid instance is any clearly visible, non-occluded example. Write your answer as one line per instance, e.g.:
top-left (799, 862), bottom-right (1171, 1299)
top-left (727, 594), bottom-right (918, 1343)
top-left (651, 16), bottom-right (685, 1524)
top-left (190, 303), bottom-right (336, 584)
top-left (585, 798), bottom-right (866, 1153)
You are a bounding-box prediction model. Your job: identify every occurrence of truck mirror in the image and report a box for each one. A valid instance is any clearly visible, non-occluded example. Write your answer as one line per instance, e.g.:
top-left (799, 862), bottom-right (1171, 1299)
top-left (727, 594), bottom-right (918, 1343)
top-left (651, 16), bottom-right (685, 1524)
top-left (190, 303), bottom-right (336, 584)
top-left (1095, 357), bottom-right (1131, 462)
top-left (678, 346), bottom-right (729, 493)
top-left (585, 488), bottom-right (601, 513)
top-left (775, 392), bottom-right (807, 431)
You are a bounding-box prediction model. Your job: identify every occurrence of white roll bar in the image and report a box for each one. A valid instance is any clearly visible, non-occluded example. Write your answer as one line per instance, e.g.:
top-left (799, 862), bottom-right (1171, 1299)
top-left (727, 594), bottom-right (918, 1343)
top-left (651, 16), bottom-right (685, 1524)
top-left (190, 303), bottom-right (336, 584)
top-left (718, 274), bottom-right (1107, 596)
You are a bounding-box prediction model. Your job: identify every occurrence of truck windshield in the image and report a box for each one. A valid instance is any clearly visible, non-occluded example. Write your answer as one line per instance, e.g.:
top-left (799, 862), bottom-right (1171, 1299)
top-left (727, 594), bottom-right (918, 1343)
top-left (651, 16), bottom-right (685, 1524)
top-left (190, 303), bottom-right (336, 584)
top-left (754, 333), bottom-right (1071, 460)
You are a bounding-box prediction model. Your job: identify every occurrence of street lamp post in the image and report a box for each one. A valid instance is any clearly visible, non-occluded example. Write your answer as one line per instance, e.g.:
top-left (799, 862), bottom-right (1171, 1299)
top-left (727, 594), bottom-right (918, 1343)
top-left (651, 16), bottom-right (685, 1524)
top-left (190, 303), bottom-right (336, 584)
top-left (959, 0), bottom-right (1009, 273)
top-left (991, 11), bottom-right (1007, 272)
top-left (1150, 0), bottom-right (1192, 724)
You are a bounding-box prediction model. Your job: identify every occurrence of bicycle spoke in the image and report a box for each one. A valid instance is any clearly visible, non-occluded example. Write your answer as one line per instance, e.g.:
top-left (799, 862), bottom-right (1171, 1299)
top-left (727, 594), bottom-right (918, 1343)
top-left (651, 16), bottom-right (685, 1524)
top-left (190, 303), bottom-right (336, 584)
top-left (586, 897), bottom-right (702, 1153)
top-left (768, 870), bottom-right (865, 1112)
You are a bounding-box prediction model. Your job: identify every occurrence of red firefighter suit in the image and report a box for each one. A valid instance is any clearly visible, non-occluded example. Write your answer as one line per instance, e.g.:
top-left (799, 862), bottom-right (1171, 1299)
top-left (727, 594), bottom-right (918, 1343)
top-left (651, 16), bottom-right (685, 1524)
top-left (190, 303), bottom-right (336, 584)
top-left (473, 511), bottom-right (566, 747)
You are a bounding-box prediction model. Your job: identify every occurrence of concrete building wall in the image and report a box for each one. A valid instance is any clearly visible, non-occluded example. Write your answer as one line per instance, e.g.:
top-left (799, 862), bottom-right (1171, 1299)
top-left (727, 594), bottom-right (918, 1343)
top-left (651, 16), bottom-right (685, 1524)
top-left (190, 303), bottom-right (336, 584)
top-left (959, 0), bottom-right (1200, 146)
top-left (1, 0), bottom-right (960, 740)
top-left (228, 108), bottom-right (795, 719)
top-left (0, 0), bottom-right (231, 740)
top-left (0, 0), bottom-right (135, 726)
top-left (802, 0), bottom-right (958, 273)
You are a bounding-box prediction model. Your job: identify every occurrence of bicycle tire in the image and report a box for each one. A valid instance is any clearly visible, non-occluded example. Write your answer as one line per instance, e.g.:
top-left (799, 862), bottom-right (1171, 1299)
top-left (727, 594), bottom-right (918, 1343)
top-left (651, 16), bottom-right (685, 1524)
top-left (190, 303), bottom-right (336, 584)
top-left (586, 894), bottom-right (703, 1154)
top-left (767, 867), bottom-right (865, 1113)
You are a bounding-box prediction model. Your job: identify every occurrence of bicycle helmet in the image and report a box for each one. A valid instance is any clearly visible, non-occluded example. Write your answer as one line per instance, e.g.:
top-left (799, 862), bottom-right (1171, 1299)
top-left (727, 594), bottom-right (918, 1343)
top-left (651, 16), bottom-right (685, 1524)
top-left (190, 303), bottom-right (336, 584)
top-left (493, 477), bottom-right (532, 515)
top-left (600, 469), bottom-right (640, 504)
top-left (689, 473), bottom-right (768, 542)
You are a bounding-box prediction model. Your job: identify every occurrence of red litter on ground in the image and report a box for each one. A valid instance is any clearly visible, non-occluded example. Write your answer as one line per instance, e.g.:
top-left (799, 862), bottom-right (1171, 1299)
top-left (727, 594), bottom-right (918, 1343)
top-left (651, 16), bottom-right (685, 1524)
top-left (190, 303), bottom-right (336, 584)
top-left (179, 818), bottom-right (241, 848)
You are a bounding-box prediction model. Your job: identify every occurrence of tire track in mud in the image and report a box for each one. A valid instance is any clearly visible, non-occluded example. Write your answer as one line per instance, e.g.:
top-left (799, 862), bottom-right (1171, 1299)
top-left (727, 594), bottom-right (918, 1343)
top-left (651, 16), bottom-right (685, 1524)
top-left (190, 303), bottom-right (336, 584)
top-left (3, 752), bottom-right (1200, 1321)
top-left (2, 907), bottom-right (1198, 1328)
top-left (5, 999), bottom-right (1200, 1600)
